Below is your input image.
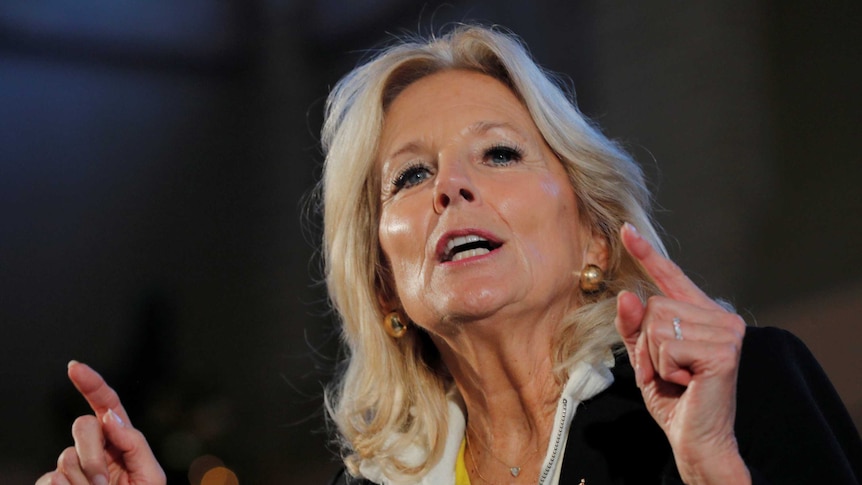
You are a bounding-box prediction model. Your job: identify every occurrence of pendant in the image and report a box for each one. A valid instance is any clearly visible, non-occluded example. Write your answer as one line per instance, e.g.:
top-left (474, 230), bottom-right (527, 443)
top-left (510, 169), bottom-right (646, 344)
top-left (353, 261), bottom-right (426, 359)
top-left (510, 467), bottom-right (521, 477)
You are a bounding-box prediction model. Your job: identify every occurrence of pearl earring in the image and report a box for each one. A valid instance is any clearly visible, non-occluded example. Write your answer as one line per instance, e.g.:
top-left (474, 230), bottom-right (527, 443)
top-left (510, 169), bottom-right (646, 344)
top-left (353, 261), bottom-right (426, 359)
top-left (577, 264), bottom-right (604, 293)
top-left (383, 311), bottom-right (408, 338)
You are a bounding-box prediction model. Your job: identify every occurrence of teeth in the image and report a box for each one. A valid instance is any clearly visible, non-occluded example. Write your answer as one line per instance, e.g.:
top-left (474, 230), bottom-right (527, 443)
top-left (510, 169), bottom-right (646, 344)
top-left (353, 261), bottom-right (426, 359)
top-left (445, 234), bottom-right (487, 254)
top-left (451, 247), bottom-right (490, 262)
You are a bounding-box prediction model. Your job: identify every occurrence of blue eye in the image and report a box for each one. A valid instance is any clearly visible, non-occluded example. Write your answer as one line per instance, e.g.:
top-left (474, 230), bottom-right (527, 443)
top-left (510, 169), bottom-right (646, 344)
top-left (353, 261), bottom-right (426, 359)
top-left (485, 145), bottom-right (523, 165)
top-left (392, 163), bottom-right (432, 191)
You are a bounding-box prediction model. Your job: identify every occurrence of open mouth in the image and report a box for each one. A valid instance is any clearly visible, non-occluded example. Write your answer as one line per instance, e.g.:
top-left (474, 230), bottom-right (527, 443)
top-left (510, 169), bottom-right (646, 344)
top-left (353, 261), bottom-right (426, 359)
top-left (441, 234), bottom-right (502, 262)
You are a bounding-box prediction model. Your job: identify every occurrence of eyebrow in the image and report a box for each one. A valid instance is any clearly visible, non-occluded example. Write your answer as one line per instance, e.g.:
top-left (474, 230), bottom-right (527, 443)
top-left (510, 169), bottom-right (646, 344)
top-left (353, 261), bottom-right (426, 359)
top-left (383, 141), bottom-right (423, 167)
top-left (384, 121), bottom-right (525, 164)
top-left (464, 120), bottom-right (519, 135)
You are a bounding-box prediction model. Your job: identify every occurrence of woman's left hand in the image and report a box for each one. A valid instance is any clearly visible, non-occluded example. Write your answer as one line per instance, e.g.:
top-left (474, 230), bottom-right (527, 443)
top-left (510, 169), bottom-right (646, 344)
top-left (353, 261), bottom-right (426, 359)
top-left (615, 223), bottom-right (751, 485)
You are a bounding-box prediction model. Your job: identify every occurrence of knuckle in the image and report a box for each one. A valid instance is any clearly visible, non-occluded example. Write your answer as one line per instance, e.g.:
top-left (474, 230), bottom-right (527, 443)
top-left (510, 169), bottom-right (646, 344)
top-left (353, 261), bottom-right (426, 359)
top-left (47, 474), bottom-right (67, 485)
top-left (642, 321), bottom-right (663, 345)
top-left (71, 414), bottom-right (98, 434)
top-left (645, 295), bottom-right (664, 309)
top-left (105, 387), bottom-right (121, 405)
top-left (37, 472), bottom-right (61, 485)
top-left (78, 450), bottom-right (103, 471)
top-left (126, 427), bottom-right (146, 447)
top-left (656, 342), bottom-right (675, 373)
top-left (717, 312), bottom-right (746, 340)
top-left (35, 472), bottom-right (52, 485)
top-left (716, 341), bottom-right (741, 362)
top-left (642, 318), bottom-right (656, 338)
top-left (57, 447), bottom-right (78, 470)
top-left (711, 310), bottom-right (745, 333)
top-left (657, 339), bottom-right (672, 357)
top-left (729, 314), bottom-right (746, 336)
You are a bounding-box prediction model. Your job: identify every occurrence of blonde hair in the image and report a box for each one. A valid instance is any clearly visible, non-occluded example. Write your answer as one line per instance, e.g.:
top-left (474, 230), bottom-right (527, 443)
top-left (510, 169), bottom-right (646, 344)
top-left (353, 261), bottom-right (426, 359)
top-left (321, 24), bottom-right (665, 481)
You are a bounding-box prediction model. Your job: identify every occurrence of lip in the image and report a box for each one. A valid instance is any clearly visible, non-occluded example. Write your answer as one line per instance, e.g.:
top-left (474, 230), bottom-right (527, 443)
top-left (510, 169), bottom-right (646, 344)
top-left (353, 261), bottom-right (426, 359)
top-left (434, 228), bottom-right (504, 263)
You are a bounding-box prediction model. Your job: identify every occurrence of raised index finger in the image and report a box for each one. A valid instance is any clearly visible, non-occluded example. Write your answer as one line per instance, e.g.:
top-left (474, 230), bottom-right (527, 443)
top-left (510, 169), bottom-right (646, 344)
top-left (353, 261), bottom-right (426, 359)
top-left (621, 223), bottom-right (721, 310)
top-left (67, 361), bottom-right (132, 425)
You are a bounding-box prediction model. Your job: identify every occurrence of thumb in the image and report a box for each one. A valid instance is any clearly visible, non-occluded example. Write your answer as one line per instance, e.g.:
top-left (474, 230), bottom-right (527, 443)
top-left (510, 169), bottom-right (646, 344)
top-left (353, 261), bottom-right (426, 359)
top-left (101, 408), bottom-right (165, 483)
top-left (615, 290), bottom-right (652, 386)
top-left (615, 290), bottom-right (645, 354)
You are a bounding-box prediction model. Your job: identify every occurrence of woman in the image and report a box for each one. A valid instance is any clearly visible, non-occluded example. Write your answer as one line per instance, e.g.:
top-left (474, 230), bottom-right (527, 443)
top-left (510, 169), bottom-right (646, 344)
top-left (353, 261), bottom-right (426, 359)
top-left (37, 25), bottom-right (860, 485)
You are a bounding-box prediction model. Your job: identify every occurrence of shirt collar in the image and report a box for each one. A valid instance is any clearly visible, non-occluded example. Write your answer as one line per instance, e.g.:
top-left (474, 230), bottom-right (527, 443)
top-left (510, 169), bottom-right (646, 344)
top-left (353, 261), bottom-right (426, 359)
top-left (358, 356), bottom-right (615, 485)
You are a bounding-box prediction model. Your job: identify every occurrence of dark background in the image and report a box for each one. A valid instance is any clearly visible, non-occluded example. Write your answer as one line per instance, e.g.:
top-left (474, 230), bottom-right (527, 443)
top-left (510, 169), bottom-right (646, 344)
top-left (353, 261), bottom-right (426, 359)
top-left (1, 1), bottom-right (859, 483)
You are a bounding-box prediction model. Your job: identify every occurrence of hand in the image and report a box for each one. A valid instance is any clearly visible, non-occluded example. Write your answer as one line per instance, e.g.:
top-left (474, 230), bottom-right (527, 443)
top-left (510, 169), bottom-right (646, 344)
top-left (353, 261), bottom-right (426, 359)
top-left (36, 361), bottom-right (165, 485)
top-left (615, 223), bottom-right (751, 484)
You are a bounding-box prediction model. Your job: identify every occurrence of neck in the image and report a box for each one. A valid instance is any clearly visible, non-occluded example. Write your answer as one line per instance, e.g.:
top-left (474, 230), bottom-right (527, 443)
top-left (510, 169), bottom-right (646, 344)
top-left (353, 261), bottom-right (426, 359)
top-left (431, 315), bottom-right (562, 475)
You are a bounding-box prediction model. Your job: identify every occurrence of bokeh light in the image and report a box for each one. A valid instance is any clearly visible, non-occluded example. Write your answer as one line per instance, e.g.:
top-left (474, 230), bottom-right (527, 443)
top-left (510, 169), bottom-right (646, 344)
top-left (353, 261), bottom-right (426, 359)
top-left (189, 454), bottom-right (240, 485)
top-left (201, 466), bottom-right (239, 485)
top-left (188, 454), bottom-right (225, 485)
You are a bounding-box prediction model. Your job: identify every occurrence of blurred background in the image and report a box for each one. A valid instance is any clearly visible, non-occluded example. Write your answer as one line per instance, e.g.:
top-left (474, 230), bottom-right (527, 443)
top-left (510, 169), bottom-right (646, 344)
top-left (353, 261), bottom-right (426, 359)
top-left (1, 1), bottom-right (859, 483)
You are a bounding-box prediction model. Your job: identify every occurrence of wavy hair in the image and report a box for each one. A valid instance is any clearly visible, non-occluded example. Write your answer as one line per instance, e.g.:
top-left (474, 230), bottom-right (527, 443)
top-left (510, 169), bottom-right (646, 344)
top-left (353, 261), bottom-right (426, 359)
top-left (321, 24), bottom-right (665, 481)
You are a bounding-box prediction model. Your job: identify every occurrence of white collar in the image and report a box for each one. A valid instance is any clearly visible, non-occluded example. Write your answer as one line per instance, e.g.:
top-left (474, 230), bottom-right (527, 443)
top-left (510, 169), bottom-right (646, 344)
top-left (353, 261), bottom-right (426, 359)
top-left (358, 358), bottom-right (615, 485)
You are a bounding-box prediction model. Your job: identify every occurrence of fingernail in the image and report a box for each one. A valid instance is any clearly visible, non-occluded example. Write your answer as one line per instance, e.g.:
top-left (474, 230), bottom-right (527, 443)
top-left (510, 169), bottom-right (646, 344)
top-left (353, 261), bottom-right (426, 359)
top-left (93, 475), bottom-right (109, 485)
top-left (623, 222), bottom-right (640, 238)
top-left (67, 360), bottom-right (79, 369)
top-left (105, 408), bottom-right (125, 428)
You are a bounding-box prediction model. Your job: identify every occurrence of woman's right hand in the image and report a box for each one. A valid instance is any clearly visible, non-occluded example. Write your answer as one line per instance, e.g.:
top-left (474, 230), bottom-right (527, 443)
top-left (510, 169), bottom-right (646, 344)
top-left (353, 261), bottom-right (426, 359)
top-left (36, 361), bottom-right (165, 485)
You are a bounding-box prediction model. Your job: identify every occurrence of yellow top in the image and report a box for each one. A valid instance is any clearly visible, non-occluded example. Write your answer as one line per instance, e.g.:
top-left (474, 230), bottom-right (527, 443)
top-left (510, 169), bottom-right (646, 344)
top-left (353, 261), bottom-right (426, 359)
top-left (455, 436), bottom-right (472, 485)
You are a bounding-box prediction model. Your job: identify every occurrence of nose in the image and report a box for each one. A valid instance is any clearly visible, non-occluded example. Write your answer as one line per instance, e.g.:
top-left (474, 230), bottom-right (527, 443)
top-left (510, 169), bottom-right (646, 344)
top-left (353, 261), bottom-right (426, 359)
top-left (433, 158), bottom-right (478, 214)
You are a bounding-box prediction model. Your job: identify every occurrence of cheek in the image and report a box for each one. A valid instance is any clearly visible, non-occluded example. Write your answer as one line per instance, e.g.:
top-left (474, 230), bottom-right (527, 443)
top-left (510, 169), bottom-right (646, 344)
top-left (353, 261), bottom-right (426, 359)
top-left (379, 211), bottom-right (414, 244)
top-left (539, 172), bottom-right (573, 210)
top-left (543, 173), bottom-right (580, 224)
top-left (540, 175), bottom-right (562, 196)
top-left (378, 206), bottom-right (426, 282)
top-left (518, 177), bottom-right (582, 261)
top-left (378, 211), bottom-right (431, 315)
top-left (520, 175), bottom-right (578, 228)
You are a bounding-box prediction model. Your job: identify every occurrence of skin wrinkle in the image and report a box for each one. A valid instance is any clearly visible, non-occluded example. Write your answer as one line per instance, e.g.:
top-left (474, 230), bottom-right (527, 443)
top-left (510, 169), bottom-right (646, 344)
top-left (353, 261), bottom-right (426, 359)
top-left (378, 72), bottom-right (599, 324)
top-left (375, 69), bottom-right (609, 480)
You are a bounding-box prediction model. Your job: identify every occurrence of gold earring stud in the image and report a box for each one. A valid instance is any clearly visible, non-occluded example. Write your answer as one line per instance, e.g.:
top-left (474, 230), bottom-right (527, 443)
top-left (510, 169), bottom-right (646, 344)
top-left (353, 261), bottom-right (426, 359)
top-left (383, 311), bottom-right (408, 338)
top-left (578, 264), bottom-right (604, 293)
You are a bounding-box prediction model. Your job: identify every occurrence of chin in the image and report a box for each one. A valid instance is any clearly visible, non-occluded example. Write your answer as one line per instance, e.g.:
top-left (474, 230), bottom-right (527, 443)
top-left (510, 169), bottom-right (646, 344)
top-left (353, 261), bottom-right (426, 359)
top-left (435, 288), bottom-right (513, 322)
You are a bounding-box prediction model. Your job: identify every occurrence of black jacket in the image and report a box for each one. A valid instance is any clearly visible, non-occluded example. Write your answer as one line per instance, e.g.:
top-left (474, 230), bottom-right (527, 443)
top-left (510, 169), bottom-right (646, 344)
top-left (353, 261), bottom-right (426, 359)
top-left (329, 327), bottom-right (861, 484)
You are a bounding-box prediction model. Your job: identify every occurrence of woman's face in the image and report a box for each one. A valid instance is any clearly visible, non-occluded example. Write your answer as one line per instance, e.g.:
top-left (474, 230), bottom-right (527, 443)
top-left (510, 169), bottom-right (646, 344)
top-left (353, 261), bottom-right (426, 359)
top-left (377, 70), bottom-right (601, 332)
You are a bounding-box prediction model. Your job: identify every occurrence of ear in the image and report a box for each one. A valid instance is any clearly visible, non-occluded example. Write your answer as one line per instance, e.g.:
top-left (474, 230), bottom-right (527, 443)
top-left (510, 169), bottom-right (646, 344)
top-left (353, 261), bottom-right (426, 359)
top-left (374, 261), bottom-right (400, 313)
top-left (584, 228), bottom-right (609, 270)
top-left (376, 290), bottom-right (399, 314)
top-left (373, 242), bottom-right (398, 310)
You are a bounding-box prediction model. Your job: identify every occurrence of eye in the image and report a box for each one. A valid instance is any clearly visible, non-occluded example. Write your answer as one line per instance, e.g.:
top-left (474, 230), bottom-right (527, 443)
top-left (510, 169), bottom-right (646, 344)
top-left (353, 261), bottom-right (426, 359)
top-left (392, 163), bottom-right (433, 192)
top-left (484, 144), bottom-right (524, 166)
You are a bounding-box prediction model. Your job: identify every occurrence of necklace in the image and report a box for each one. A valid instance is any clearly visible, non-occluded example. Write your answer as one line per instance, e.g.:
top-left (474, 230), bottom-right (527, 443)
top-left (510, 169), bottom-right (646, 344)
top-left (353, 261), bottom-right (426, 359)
top-left (465, 429), bottom-right (542, 479)
top-left (465, 436), bottom-right (494, 484)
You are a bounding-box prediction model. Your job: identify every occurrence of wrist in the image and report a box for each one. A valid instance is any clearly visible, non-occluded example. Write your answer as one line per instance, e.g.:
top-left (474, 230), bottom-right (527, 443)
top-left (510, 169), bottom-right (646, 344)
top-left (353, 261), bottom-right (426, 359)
top-left (675, 442), bottom-right (751, 485)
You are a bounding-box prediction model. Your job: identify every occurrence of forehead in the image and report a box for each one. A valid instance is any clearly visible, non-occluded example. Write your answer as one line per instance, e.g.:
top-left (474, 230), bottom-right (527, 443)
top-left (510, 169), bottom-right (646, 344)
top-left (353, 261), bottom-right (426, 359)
top-left (379, 70), bottom-right (538, 147)
top-left (388, 69), bottom-right (521, 109)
